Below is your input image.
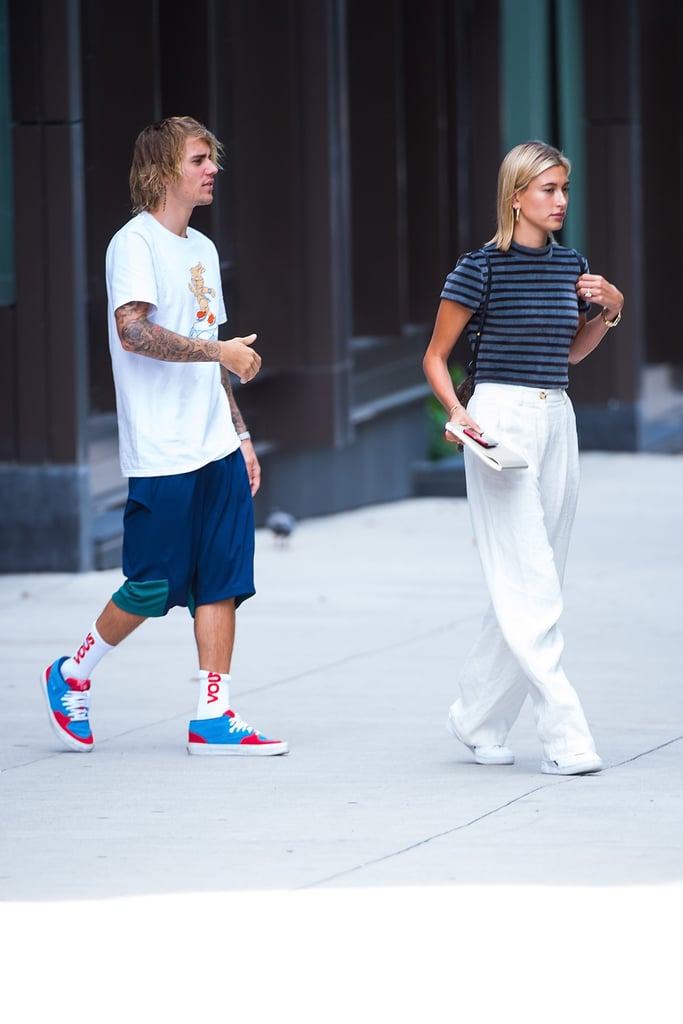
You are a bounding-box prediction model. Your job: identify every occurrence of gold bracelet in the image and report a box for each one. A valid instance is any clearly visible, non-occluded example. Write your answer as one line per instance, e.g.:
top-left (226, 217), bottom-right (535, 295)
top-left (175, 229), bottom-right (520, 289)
top-left (448, 404), bottom-right (461, 418)
top-left (600, 307), bottom-right (622, 328)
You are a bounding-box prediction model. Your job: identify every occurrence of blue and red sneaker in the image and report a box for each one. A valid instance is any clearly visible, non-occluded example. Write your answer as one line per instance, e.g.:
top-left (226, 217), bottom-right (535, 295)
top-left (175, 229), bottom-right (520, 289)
top-left (41, 657), bottom-right (94, 752)
top-left (187, 709), bottom-right (289, 756)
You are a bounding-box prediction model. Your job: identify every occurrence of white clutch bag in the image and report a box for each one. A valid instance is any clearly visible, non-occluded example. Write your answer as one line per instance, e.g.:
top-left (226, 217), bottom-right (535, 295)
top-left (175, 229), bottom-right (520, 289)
top-left (445, 423), bottom-right (528, 472)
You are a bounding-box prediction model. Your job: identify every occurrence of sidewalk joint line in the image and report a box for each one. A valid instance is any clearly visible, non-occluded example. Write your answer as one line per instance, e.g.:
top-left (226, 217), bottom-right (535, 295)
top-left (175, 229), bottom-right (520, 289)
top-left (296, 737), bottom-right (683, 890)
top-left (608, 735), bottom-right (682, 766)
top-left (295, 783), bottom-right (551, 890)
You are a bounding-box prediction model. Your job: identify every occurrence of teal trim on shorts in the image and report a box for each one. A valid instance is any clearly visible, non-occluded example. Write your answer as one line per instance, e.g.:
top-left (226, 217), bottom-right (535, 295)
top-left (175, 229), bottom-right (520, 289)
top-left (112, 579), bottom-right (170, 617)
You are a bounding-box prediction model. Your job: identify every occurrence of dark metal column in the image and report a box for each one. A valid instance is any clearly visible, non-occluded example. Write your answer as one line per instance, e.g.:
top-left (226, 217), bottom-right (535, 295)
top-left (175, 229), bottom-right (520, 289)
top-left (4, 0), bottom-right (91, 569)
top-left (230, 0), bottom-right (353, 450)
top-left (575, 0), bottom-right (642, 449)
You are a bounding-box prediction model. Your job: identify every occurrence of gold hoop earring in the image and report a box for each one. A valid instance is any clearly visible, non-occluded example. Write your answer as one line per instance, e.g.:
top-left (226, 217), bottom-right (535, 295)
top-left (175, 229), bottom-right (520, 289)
top-left (514, 207), bottom-right (520, 223)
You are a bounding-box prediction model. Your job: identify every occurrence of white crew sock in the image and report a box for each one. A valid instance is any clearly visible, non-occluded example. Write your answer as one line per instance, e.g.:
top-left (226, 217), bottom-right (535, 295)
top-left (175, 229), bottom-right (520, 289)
top-left (196, 670), bottom-right (231, 719)
top-left (61, 622), bottom-right (114, 681)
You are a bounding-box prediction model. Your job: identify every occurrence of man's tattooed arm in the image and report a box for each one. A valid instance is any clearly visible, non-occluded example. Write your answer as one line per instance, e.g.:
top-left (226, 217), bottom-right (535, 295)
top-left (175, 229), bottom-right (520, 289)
top-left (115, 301), bottom-right (221, 362)
top-left (221, 366), bottom-right (247, 436)
top-left (222, 365), bottom-right (262, 496)
top-left (114, 301), bottom-right (262, 381)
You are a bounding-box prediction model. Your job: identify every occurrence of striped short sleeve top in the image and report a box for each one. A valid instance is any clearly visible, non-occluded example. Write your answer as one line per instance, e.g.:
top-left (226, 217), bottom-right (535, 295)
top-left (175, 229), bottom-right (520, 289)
top-left (441, 240), bottom-right (590, 390)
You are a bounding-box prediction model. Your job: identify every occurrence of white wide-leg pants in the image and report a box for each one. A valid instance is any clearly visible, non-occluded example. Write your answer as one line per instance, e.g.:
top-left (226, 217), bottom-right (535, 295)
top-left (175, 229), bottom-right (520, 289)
top-left (449, 383), bottom-right (597, 760)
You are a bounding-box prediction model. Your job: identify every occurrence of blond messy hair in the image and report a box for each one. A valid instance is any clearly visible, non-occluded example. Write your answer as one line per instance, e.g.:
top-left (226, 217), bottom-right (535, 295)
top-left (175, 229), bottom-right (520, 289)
top-left (490, 140), bottom-right (571, 251)
top-left (129, 116), bottom-right (224, 214)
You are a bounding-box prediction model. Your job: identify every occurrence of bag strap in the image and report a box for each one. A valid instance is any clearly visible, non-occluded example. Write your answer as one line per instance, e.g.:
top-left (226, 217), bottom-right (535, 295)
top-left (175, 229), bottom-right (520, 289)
top-left (569, 247), bottom-right (588, 308)
top-left (466, 247), bottom-right (492, 376)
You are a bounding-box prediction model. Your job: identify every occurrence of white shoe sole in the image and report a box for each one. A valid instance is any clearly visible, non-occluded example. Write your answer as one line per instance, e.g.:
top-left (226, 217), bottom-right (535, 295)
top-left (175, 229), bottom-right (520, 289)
top-left (447, 713), bottom-right (514, 765)
top-left (473, 746), bottom-right (515, 766)
top-left (187, 740), bottom-right (290, 756)
top-left (40, 666), bottom-right (94, 753)
top-left (541, 755), bottom-right (603, 776)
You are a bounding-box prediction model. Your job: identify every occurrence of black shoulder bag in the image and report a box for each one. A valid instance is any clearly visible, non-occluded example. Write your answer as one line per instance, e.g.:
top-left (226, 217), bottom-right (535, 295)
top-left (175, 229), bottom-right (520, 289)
top-left (454, 247), bottom-right (492, 408)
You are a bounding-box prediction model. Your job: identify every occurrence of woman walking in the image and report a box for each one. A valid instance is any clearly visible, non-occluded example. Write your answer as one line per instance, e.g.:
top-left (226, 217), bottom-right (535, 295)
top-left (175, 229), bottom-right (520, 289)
top-left (423, 140), bottom-right (624, 775)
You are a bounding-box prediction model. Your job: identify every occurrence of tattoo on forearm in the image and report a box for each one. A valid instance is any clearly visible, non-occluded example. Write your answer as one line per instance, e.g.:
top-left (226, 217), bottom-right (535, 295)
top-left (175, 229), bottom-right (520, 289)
top-left (221, 367), bottom-right (247, 435)
top-left (116, 302), bottom-right (222, 362)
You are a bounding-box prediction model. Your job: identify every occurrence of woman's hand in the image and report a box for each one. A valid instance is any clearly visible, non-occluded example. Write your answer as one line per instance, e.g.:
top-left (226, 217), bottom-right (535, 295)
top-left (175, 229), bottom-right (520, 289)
top-left (570, 274), bottom-right (625, 364)
top-left (423, 299), bottom-right (483, 439)
top-left (443, 403), bottom-right (482, 443)
top-left (576, 274), bottom-right (624, 319)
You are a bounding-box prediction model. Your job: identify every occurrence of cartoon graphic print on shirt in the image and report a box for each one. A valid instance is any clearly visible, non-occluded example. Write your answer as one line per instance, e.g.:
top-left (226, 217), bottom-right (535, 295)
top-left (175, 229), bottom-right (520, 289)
top-left (188, 262), bottom-right (218, 339)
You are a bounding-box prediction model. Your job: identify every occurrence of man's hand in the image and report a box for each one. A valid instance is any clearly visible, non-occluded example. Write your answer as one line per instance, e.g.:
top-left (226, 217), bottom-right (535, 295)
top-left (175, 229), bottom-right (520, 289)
top-left (114, 305), bottom-right (262, 377)
top-left (239, 438), bottom-right (261, 496)
top-left (220, 335), bottom-right (261, 383)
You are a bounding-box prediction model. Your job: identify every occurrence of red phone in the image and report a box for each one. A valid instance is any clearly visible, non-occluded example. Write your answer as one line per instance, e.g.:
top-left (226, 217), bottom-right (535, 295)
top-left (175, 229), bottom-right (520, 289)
top-left (463, 428), bottom-right (499, 449)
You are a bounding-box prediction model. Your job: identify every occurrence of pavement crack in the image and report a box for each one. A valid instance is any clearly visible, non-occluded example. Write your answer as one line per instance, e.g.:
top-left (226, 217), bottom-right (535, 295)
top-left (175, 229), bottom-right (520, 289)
top-left (608, 734), bottom-right (682, 766)
top-left (295, 783), bottom-right (551, 890)
top-left (297, 737), bottom-right (683, 890)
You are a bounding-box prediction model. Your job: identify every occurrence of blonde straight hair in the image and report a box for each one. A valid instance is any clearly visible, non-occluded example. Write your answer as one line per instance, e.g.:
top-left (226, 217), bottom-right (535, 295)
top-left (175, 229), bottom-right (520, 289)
top-left (490, 140), bottom-right (571, 251)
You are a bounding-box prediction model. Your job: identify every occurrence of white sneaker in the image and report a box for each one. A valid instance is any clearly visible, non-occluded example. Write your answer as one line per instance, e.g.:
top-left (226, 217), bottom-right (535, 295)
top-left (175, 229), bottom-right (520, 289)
top-left (187, 710), bottom-right (289, 756)
top-left (541, 752), bottom-right (603, 776)
top-left (471, 744), bottom-right (515, 766)
top-left (447, 710), bottom-right (515, 765)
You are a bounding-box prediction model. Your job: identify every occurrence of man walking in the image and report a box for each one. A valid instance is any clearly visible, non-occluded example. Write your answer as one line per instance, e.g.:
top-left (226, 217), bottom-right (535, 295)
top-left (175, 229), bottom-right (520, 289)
top-left (41, 116), bottom-right (288, 756)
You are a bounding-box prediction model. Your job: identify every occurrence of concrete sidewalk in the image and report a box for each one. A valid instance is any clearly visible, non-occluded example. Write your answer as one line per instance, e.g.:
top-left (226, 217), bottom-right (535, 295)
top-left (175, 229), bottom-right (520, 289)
top-left (1, 452), bottom-right (682, 1022)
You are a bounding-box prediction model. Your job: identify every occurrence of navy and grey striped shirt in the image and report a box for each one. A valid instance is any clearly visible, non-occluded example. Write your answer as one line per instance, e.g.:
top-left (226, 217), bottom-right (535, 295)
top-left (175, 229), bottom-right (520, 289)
top-left (441, 240), bottom-right (590, 390)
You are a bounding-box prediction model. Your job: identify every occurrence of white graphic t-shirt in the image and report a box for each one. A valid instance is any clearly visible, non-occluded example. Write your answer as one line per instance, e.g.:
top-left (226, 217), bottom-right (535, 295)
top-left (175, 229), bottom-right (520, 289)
top-left (106, 211), bottom-right (237, 477)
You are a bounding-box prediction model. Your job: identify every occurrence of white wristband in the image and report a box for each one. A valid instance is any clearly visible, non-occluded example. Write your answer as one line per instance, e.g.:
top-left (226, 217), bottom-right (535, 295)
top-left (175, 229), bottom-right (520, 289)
top-left (237, 431), bottom-right (251, 441)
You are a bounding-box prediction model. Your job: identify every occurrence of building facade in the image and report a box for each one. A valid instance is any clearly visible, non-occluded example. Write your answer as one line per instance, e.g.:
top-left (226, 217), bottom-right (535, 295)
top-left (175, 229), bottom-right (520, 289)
top-left (1, 0), bottom-right (681, 571)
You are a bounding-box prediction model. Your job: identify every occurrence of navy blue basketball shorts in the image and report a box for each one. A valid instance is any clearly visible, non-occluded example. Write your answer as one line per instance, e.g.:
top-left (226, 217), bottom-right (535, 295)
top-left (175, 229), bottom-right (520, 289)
top-left (112, 452), bottom-right (255, 618)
